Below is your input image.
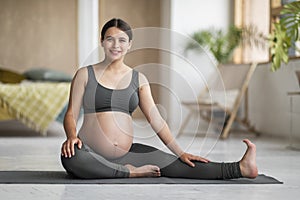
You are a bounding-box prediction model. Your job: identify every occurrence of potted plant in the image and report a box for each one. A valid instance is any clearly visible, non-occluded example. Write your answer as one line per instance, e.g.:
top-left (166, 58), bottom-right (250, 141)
top-left (269, 1), bottom-right (300, 85)
top-left (185, 25), bottom-right (266, 64)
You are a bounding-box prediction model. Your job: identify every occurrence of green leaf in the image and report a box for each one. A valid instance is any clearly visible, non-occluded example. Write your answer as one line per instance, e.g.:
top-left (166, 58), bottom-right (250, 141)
top-left (269, 22), bottom-right (292, 71)
top-left (185, 24), bottom-right (267, 64)
top-left (280, 2), bottom-right (300, 41)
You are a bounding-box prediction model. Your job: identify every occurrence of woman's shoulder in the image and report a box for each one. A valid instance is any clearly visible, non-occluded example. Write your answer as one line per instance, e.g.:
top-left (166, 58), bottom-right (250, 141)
top-left (72, 66), bottom-right (89, 83)
top-left (136, 71), bottom-right (149, 87)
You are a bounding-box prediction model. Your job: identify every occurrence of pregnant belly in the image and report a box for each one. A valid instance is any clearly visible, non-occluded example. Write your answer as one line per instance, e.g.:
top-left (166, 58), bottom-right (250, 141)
top-left (78, 112), bottom-right (134, 159)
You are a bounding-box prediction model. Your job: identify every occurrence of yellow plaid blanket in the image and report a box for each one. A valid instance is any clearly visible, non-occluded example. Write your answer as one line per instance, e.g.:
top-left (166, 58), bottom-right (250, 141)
top-left (0, 82), bottom-right (70, 135)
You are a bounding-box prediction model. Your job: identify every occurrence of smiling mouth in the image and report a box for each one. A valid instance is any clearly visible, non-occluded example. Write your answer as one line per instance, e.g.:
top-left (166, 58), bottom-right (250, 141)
top-left (110, 50), bottom-right (122, 55)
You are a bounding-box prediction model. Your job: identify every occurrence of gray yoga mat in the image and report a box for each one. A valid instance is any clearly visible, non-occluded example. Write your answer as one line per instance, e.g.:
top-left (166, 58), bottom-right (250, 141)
top-left (0, 171), bottom-right (282, 184)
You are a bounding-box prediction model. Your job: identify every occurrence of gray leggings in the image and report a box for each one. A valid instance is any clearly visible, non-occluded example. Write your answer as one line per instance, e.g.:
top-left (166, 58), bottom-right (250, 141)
top-left (61, 143), bottom-right (242, 179)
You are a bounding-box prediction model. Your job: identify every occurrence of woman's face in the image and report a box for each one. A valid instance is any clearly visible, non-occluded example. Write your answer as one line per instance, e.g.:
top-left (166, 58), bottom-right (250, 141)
top-left (101, 27), bottom-right (132, 62)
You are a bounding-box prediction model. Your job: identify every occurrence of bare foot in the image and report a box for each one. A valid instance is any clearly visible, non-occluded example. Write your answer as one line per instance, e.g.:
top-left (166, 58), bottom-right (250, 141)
top-left (239, 139), bottom-right (258, 179)
top-left (125, 164), bottom-right (161, 178)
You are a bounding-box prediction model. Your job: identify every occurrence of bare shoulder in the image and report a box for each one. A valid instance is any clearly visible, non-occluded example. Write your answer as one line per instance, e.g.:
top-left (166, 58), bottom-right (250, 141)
top-left (73, 66), bottom-right (88, 84)
top-left (75, 66), bottom-right (88, 76)
top-left (137, 72), bottom-right (150, 88)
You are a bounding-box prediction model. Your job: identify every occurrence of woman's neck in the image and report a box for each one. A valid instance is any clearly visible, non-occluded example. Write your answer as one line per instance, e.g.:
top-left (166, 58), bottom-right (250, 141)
top-left (102, 57), bottom-right (128, 73)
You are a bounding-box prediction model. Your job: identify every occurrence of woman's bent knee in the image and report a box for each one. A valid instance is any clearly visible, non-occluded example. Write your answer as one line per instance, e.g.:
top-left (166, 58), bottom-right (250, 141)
top-left (60, 144), bottom-right (85, 178)
top-left (60, 144), bottom-right (129, 179)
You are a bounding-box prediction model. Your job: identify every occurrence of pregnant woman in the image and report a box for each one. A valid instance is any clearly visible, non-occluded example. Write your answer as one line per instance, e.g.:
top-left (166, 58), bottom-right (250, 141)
top-left (61, 18), bottom-right (258, 179)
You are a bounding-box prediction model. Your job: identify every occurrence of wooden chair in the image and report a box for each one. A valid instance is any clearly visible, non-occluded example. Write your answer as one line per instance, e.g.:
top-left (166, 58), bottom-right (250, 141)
top-left (177, 62), bottom-right (258, 139)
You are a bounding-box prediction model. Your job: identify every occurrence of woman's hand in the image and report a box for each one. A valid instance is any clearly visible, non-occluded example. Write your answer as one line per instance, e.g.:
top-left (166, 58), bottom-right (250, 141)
top-left (61, 137), bottom-right (82, 158)
top-left (179, 152), bottom-right (210, 167)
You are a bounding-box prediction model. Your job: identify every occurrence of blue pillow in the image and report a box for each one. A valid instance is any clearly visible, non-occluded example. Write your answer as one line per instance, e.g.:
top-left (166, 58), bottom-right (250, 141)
top-left (23, 68), bottom-right (72, 82)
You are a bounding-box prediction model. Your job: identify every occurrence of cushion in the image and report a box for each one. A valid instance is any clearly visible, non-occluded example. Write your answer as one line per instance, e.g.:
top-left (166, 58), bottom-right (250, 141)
top-left (23, 68), bottom-right (72, 82)
top-left (0, 68), bottom-right (26, 83)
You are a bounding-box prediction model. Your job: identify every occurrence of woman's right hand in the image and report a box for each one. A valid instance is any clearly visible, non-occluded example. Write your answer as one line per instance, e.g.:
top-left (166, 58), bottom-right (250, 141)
top-left (61, 137), bottom-right (82, 158)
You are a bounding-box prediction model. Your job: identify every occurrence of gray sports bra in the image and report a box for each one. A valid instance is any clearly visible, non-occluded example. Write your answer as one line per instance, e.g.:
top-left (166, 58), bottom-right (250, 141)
top-left (83, 65), bottom-right (139, 115)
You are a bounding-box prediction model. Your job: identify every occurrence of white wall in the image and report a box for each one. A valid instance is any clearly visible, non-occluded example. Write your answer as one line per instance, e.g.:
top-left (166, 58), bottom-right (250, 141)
top-left (248, 60), bottom-right (300, 140)
top-left (171, 0), bottom-right (233, 34)
top-left (161, 0), bottom-right (234, 134)
top-left (78, 0), bottom-right (100, 67)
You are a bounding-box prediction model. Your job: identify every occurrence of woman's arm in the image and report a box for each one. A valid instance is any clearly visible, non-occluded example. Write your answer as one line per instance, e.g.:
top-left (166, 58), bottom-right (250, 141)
top-left (61, 68), bottom-right (87, 158)
top-left (138, 73), bottom-right (209, 167)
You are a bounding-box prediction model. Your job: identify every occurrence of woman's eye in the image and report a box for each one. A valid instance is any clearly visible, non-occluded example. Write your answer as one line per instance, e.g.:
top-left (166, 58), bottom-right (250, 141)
top-left (106, 38), bottom-right (113, 41)
top-left (120, 39), bottom-right (127, 43)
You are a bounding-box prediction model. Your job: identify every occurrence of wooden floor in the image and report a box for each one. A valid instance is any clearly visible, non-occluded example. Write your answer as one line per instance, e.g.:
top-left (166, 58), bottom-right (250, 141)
top-left (0, 122), bottom-right (300, 200)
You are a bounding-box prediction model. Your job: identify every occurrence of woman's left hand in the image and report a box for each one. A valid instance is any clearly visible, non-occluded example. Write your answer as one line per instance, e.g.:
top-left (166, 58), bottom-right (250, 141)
top-left (179, 152), bottom-right (210, 167)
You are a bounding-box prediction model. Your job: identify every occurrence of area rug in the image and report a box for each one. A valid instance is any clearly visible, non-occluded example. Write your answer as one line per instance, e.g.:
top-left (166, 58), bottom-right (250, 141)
top-left (0, 171), bottom-right (283, 184)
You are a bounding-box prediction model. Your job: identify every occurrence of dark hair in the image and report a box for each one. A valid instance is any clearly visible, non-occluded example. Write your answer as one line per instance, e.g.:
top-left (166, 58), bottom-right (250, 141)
top-left (101, 18), bottom-right (133, 41)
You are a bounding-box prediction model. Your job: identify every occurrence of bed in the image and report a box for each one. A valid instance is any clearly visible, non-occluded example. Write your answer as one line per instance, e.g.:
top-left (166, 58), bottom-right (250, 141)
top-left (0, 68), bottom-right (71, 136)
